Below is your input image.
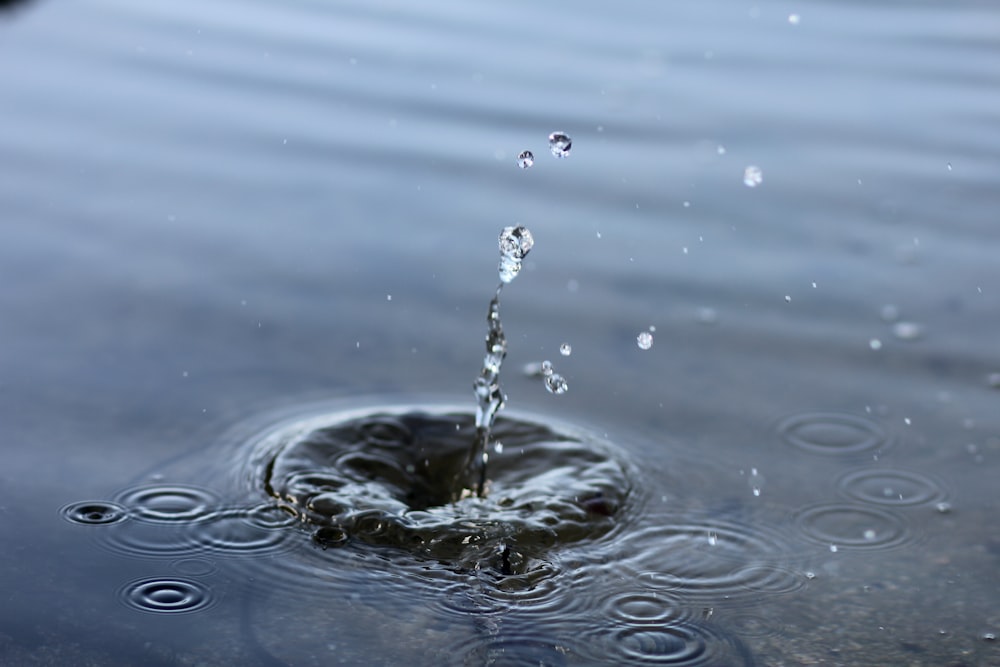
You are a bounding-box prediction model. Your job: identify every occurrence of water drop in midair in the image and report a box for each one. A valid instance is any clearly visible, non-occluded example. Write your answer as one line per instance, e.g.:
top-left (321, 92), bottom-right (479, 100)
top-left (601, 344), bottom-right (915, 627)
top-left (517, 150), bottom-right (534, 169)
top-left (548, 132), bottom-right (572, 158)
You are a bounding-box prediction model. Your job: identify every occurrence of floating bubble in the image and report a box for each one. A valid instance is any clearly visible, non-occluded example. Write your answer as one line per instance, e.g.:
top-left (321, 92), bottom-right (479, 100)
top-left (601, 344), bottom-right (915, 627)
top-left (119, 577), bottom-right (215, 614)
top-left (743, 165), bottom-right (763, 187)
top-left (60, 501), bottom-right (129, 526)
top-left (548, 132), bottom-right (572, 158)
top-left (545, 373), bottom-right (568, 395)
top-left (516, 150), bottom-right (534, 169)
top-left (637, 331), bottom-right (653, 350)
top-left (560, 343), bottom-right (572, 356)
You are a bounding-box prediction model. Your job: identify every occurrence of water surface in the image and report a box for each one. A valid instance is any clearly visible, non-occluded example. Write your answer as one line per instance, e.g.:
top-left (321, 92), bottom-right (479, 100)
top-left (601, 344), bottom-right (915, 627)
top-left (2, 0), bottom-right (999, 664)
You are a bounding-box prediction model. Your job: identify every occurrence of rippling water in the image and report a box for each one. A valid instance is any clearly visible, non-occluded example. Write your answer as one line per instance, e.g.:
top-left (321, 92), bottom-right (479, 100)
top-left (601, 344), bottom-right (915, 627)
top-left (4, 0), bottom-right (1000, 664)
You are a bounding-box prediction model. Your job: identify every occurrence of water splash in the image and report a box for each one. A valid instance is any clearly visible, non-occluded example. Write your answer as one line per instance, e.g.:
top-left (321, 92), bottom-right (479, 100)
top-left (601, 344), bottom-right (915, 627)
top-left (464, 226), bottom-right (534, 497)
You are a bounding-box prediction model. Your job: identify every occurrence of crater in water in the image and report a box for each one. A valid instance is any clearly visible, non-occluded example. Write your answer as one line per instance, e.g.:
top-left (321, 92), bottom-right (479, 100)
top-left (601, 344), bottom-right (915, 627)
top-left (247, 406), bottom-right (636, 575)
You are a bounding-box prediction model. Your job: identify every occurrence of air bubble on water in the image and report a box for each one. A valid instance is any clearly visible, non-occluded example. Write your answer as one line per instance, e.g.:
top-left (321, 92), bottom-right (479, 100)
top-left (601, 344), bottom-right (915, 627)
top-left (545, 373), bottom-right (568, 395)
top-left (498, 225), bottom-right (534, 283)
top-left (548, 131), bottom-right (572, 158)
top-left (744, 165), bottom-right (763, 187)
top-left (784, 295), bottom-right (791, 303)
top-left (904, 417), bottom-right (912, 425)
top-left (863, 529), bottom-right (877, 541)
top-left (648, 325), bottom-right (656, 332)
top-left (752, 486), bottom-right (761, 497)
top-left (869, 338), bottom-right (882, 351)
top-left (494, 441), bottom-right (503, 454)
top-left (934, 502), bottom-right (952, 514)
top-left (559, 343), bottom-right (572, 356)
top-left (788, 13), bottom-right (801, 24)
top-left (982, 633), bottom-right (996, 642)
top-left (892, 321), bottom-right (923, 341)
top-left (707, 531), bottom-right (718, 546)
top-left (637, 331), bottom-right (653, 350)
top-left (516, 150), bottom-right (534, 169)
top-left (829, 544), bottom-right (838, 553)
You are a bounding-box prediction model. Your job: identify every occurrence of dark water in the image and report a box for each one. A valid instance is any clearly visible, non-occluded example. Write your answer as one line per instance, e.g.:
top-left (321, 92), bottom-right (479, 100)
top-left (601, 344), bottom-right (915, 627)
top-left (3, 0), bottom-right (1000, 664)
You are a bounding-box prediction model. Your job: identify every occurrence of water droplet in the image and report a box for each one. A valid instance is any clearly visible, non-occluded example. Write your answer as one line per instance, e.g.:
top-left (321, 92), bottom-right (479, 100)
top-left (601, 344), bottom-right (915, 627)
top-left (880, 304), bottom-right (900, 322)
top-left (516, 150), bottom-right (534, 169)
top-left (869, 338), bottom-right (882, 350)
top-left (752, 487), bottom-right (761, 497)
top-left (544, 373), bottom-right (568, 395)
top-left (982, 633), bottom-right (996, 642)
top-left (743, 165), bottom-right (763, 187)
top-left (559, 343), bottom-right (572, 356)
top-left (935, 501), bottom-right (952, 513)
top-left (805, 571), bottom-right (816, 580)
top-left (707, 531), bottom-right (718, 546)
top-left (904, 417), bottom-right (912, 425)
top-left (540, 360), bottom-right (553, 376)
top-left (636, 331), bottom-right (653, 350)
top-left (548, 132), bottom-right (572, 158)
top-left (892, 321), bottom-right (923, 341)
top-left (829, 544), bottom-right (838, 553)
top-left (788, 13), bottom-right (801, 24)
top-left (946, 162), bottom-right (953, 172)
top-left (716, 145), bottom-right (726, 155)
top-left (498, 225), bottom-right (534, 283)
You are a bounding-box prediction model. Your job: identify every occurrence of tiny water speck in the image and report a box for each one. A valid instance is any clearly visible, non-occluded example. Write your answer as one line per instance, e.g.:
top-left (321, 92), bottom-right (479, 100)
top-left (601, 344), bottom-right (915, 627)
top-left (707, 531), bottom-right (718, 546)
top-left (548, 132), bottom-right (572, 158)
top-left (717, 145), bottom-right (726, 155)
top-left (869, 338), bottom-right (882, 350)
top-left (829, 544), bottom-right (838, 553)
top-left (935, 502), bottom-right (952, 514)
top-left (744, 165), bottom-right (763, 187)
top-left (788, 13), bottom-right (801, 24)
top-left (636, 331), bottom-right (653, 350)
top-left (516, 150), bottom-right (534, 169)
top-left (541, 360), bottom-right (553, 376)
top-left (784, 295), bottom-right (791, 303)
top-left (559, 343), bottom-right (572, 356)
